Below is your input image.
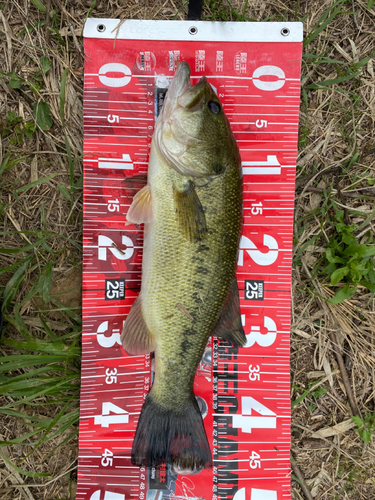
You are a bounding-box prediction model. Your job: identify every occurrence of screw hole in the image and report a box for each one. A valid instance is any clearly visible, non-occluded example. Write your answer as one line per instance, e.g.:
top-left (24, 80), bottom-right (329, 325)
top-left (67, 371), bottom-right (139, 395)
top-left (281, 27), bottom-right (290, 36)
top-left (189, 26), bottom-right (198, 35)
top-left (97, 24), bottom-right (106, 33)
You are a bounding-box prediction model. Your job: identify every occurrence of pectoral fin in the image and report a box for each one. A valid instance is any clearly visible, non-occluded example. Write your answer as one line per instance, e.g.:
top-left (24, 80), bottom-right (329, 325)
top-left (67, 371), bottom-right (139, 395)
top-left (121, 295), bottom-right (156, 355)
top-left (127, 185), bottom-right (152, 224)
top-left (211, 277), bottom-right (246, 347)
top-left (174, 180), bottom-right (207, 241)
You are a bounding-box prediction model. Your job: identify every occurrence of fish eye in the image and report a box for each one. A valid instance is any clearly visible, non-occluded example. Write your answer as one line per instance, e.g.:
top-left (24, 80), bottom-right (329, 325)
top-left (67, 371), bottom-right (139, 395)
top-left (208, 101), bottom-right (221, 114)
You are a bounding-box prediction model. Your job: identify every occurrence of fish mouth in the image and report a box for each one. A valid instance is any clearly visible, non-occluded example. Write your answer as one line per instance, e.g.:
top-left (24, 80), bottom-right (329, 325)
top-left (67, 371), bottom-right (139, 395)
top-left (177, 77), bottom-right (210, 111)
top-left (161, 61), bottom-right (192, 119)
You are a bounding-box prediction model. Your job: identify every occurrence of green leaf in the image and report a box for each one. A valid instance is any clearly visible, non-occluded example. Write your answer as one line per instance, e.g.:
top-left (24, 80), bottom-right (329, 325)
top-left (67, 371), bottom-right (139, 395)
top-left (360, 281), bottom-right (375, 293)
top-left (306, 71), bottom-right (362, 89)
top-left (323, 262), bottom-right (336, 275)
top-left (0, 355), bottom-right (74, 372)
top-left (351, 415), bottom-right (363, 427)
top-left (31, 0), bottom-right (46, 13)
top-left (60, 68), bottom-right (68, 127)
top-left (362, 429), bottom-right (372, 443)
top-left (16, 173), bottom-right (58, 193)
top-left (24, 120), bottom-right (36, 138)
top-left (40, 55), bottom-right (51, 74)
top-left (5, 309), bottom-right (32, 340)
top-left (0, 452), bottom-right (50, 478)
top-left (303, 0), bottom-right (347, 47)
top-left (328, 283), bottom-right (358, 304)
top-left (33, 100), bottom-right (53, 131)
top-left (361, 246), bottom-right (375, 259)
top-left (2, 257), bottom-right (32, 311)
top-left (41, 261), bottom-right (53, 303)
top-left (9, 78), bottom-right (22, 89)
top-left (58, 183), bottom-right (71, 201)
top-left (1, 337), bottom-right (80, 357)
top-left (326, 248), bottom-right (345, 265)
top-left (331, 266), bottom-right (349, 285)
top-left (353, 56), bottom-right (370, 70)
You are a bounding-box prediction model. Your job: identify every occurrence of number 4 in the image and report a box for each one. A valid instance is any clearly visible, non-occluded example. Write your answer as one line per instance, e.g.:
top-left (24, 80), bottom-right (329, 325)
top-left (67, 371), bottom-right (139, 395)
top-left (101, 449), bottom-right (113, 467)
top-left (94, 402), bottom-right (129, 428)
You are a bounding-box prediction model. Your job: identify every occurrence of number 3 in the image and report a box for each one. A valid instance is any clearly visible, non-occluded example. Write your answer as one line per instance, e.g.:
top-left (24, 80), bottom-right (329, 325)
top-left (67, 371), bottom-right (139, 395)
top-left (242, 315), bottom-right (277, 348)
top-left (248, 364), bottom-right (260, 381)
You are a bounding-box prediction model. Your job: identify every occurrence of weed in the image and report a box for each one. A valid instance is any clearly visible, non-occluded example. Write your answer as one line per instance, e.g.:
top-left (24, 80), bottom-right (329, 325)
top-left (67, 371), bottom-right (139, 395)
top-left (322, 202), bottom-right (375, 304)
top-left (352, 413), bottom-right (375, 444)
top-left (292, 378), bottom-right (328, 409)
top-left (33, 100), bottom-right (53, 131)
top-left (0, 111), bottom-right (35, 145)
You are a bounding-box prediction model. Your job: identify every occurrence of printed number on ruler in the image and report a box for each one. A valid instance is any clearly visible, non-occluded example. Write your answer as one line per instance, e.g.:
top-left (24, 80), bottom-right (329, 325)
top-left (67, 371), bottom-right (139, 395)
top-left (89, 491), bottom-right (125, 500)
top-left (232, 397), bottom-right (277, 433)
top-left (233, 488), bottom-right (278, 500)
top-left (98, 235), bottom-right (134, 261)
top-left (97, 62), bottom-right (285, 91)
top-left (94, 402), bottom-right (129, 427)
top-left (107, 199), bottom-right (119, 212)
top-left (252, 65), bottom-right (285, 91)
top-left (242, 155), bottom-right (280, 175)
top-left (248, 364), bottom-right (260, 381)
top-left (249, 451), bottom-right (261, 469)
top-left (251, 202), bottom-right (263, 215)
top-left (245, 280), bottom-right (262, 300)
top-left (241, 315), bottom-right (277, 348)
top-left (238, 234), bottom-right (278, 267)
top-left (96, 321), bottom-right (122, 348)
top-left (105, 368), bottom-right (117, 384)
top-left (101, 449), bottom-right (114, 467)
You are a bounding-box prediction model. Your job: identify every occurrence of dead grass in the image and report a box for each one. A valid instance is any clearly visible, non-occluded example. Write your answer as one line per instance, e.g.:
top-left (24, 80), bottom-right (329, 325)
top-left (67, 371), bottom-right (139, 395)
top-left (0, 0), bottom-right (375, 499)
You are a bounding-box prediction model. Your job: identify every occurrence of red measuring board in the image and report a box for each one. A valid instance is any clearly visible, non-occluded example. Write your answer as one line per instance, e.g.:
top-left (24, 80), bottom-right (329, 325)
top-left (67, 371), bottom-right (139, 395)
top-left (79, 19), bottom-right (302, 500)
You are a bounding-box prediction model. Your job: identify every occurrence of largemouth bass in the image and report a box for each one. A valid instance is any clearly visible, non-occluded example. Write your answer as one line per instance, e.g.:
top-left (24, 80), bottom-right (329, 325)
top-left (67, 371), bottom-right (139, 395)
top-left (121, 61), bottom-right (245, 473)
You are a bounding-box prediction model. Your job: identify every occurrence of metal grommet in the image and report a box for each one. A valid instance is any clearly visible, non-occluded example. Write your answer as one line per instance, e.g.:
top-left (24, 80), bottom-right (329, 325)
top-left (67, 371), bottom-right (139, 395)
top-left (189, 26), bottom-right (198, 35)
top-left (97, 24), bottom-right (106, 33)
top-left (281, 27), bottom-right (290, 36)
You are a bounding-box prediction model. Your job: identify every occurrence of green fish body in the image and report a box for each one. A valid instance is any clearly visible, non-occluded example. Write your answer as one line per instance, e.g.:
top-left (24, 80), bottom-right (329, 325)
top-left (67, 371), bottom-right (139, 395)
top-left (121, 62), bottom-right (245, 473)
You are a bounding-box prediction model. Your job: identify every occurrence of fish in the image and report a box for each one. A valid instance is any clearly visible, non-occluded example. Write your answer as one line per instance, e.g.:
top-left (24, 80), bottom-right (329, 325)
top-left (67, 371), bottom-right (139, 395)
top-left (121, 61), bottom-right (246, 473)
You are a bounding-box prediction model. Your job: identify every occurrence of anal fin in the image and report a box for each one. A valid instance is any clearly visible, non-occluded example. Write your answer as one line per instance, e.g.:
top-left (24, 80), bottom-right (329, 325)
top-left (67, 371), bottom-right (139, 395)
top-left (212, 277), bottom-right (246, 347)
top-left (121, 295), bottom-right (156, 355)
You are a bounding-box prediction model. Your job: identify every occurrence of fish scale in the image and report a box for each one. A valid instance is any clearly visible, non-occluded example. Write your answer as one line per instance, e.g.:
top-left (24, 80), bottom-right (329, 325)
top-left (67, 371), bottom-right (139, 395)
top-left (144, 159), bottom-right (242, 408)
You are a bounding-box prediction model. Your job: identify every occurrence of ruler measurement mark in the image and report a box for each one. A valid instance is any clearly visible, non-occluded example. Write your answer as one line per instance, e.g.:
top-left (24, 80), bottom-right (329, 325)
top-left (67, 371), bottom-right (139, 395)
top-left (80, 29), bottom-right (300, 500)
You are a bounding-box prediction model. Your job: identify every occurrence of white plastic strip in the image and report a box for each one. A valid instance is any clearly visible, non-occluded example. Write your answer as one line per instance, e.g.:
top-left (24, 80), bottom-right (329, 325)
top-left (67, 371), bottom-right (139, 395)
top-left (83, 18), bottom-right (303, 43)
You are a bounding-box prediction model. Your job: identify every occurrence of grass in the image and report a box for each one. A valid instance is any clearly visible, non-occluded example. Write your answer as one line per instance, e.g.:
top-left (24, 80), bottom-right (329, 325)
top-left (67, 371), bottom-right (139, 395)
top-left (0, 0), bottom-right (375, 499)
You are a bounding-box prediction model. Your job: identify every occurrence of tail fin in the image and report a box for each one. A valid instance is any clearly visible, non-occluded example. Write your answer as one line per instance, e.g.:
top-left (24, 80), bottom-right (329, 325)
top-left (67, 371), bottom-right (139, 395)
top-left (131, 391), bottom-right (212, 473)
